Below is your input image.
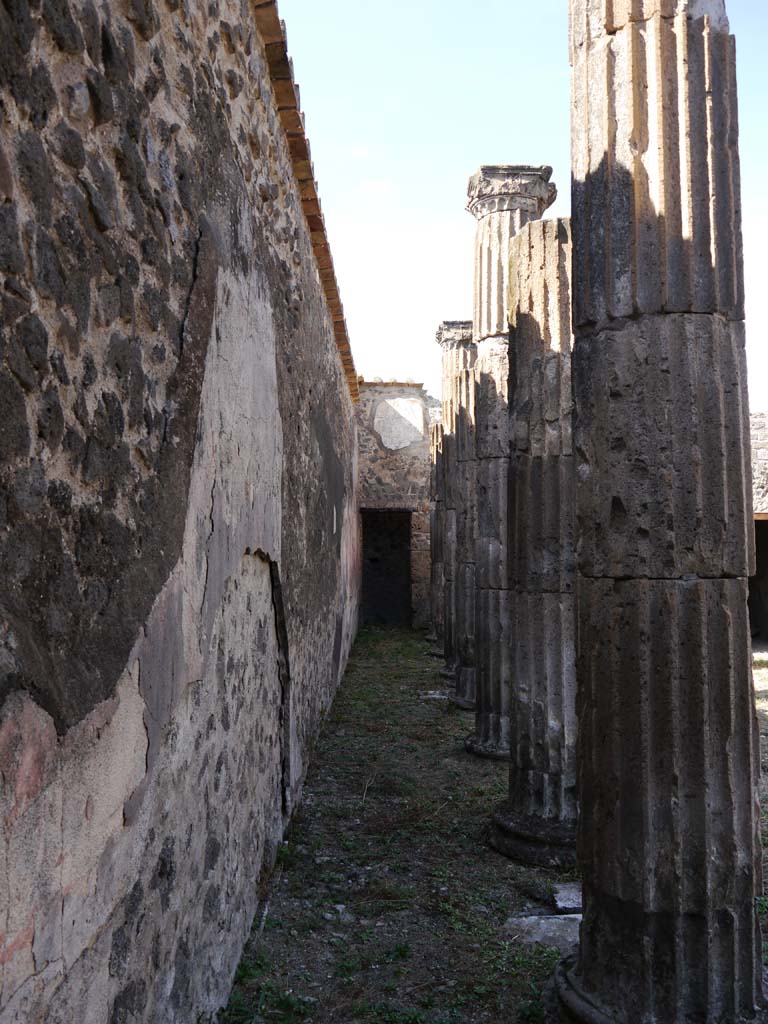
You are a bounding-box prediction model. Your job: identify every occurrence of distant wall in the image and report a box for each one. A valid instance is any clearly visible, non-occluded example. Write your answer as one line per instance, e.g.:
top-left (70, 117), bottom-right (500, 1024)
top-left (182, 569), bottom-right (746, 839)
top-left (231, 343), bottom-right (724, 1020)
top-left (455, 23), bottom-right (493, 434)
top-left (752, 412), bottom-right (768, 515)
top-left (750, 414), bottom-right (768, 638)
top-left (0, 1), bottom-right (359, 1021)
top-left (355, 382), bottom-right (437, 628)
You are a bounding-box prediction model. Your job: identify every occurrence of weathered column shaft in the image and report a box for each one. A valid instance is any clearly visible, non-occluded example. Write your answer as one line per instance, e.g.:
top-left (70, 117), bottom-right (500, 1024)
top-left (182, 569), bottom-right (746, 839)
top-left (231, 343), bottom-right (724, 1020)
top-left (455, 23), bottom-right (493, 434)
top-left (491, 218), bottom-right (578, 865)
top-left (453, 341), bottom-right (478, 708)
top-left (557, 2), bottom-right (763, 1021)
top-left (466, 167), bottom-right (556, 755)
top-left (436, 322), bottom-right (474, 683)
top-left (429, 421), bottom-right (445, 643)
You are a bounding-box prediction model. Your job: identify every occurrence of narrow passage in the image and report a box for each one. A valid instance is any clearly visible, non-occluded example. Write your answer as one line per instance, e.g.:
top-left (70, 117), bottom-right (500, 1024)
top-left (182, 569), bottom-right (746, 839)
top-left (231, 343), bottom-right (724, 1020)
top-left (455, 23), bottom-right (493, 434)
top-left (223, 628), bottom-right (576, 1024)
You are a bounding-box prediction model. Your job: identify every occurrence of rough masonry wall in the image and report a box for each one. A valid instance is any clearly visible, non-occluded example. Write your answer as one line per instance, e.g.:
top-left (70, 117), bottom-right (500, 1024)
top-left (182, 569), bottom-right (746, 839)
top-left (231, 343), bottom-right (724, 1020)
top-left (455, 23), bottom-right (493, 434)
top-left (355, 381), bottom-right (437, 629)
top-left (0, 2), bottom-right (360, 1021)
top-left (752, 412), bottom-right (768, 514)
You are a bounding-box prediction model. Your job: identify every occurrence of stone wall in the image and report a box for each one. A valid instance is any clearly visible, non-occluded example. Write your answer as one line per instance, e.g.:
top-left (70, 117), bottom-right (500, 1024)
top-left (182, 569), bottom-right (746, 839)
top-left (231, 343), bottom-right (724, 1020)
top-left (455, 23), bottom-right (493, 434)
top-left (0, 2), bottom-right (360, 1021)
top-left (752, 412), bottom-right (768, 515)
top-left (356, 381), bottom-right (438, 629)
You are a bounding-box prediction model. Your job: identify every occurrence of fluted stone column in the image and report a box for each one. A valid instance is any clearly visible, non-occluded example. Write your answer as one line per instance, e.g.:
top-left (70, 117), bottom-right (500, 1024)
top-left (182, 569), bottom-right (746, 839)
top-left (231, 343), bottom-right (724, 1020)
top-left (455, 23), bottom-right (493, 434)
top-left (464, 166), bottom-right (556, 758)
top-left (436, 322), bottom-right (474, 686)
top-left (490, 218), bottom-right (578, 866)
top-left (428, 421), bottom-right (445, 645)
top-left (452, 330), bottom-right (478, 708)
top-left (556, 2), bottom-right (764, 1021)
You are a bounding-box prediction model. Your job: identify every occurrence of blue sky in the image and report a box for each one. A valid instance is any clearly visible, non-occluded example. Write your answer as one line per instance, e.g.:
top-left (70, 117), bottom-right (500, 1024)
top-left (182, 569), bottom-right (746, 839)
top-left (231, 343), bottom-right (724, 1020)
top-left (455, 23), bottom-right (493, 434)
top-left (278, 0), bottom-right (768, 405)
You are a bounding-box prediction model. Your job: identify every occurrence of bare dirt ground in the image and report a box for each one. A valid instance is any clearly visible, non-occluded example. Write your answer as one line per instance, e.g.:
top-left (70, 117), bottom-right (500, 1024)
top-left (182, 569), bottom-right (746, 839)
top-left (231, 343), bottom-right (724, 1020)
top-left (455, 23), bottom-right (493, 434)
top-left (223, 629), bottom-right (768, 1024)
top-left (221, 627), bottom-right (574, 1024)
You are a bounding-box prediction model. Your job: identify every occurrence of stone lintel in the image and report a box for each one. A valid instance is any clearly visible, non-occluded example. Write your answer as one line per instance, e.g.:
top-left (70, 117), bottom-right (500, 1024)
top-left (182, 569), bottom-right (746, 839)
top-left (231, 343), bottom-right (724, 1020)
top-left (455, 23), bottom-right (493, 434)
top-left (466, 165), bottom-right (557, 221)
top-left (359, 379), bottom-right (426, 391)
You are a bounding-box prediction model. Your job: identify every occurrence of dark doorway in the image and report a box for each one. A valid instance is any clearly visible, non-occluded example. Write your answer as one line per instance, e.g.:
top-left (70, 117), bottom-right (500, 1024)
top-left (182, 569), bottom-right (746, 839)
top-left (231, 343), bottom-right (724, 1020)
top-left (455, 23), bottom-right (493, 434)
top-left (362, 510), bottom-right (412, 626)
top-left (749, 520), bottom-right (768, 640)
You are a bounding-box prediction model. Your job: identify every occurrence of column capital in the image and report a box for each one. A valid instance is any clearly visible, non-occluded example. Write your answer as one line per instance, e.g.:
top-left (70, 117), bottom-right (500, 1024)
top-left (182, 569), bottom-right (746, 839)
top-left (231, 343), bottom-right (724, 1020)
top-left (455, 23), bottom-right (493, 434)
top-left (466, 166), bottom-right (557, 221)
top-left (436, 321), bottom-right (474, 349)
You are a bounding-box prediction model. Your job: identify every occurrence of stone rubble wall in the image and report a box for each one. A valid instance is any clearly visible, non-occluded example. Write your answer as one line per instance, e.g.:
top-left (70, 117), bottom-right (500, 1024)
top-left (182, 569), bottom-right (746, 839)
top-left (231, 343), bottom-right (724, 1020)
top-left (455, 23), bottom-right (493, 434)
top-left (0, 1), bottom-right (360, 1021)
top-left (751, 412), bottom-right (768, 515)
top-left (355, 382), bottom-right (435, 628)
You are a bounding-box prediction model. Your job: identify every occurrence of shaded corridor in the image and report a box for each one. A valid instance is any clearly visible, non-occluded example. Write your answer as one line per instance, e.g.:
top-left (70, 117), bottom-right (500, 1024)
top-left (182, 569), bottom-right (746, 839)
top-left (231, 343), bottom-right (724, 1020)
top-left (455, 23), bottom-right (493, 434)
top-left (361, 512), bottom-right (413, 626)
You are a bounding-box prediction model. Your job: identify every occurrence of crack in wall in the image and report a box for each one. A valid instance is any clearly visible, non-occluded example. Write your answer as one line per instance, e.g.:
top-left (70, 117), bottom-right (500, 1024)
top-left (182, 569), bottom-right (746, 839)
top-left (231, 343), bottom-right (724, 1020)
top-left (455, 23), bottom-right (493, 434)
top-left (179, 228), bottom-right (204, 361)
top-left (253, 550), bottom-right (293, 818)
top-left (200, 473), bottom-right (218, 637)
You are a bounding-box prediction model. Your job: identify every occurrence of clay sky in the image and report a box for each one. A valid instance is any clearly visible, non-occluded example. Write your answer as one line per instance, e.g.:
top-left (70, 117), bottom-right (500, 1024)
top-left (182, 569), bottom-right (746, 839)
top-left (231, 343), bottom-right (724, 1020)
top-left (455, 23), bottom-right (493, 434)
top-left (278, 0), bottom-right (768, 405)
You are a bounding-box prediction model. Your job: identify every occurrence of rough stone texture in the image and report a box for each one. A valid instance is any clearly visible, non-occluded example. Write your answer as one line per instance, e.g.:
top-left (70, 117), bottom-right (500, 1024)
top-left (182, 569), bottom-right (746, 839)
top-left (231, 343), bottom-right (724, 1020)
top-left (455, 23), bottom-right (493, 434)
top-left (491, 218), bottom-right (577, 866)
top-left (436, 319), bottom-right (479, 688)
top-left (569, 576), bottom-right (761, 1020)
top-left (559, 1), bottom-right (764, 1020)
top-left (356, 382), bottom-right (435, 509)
top-left (465, 165), bottom-right (554, 760)
top-left (355, 381), bottom-right (437, 629)
top-left (750, 414), bottom-right (768, 639)
top-left (570, 0), bottom-right (730, 39)
top-left (553, 883), bottom-right (582, 914)
top-left (751, 412), bottom-right (768, 515)
top-left (436, 322), bottom-right (476, 702)
top-left (0, 3), bottom-right (360, 1022)
top-left (569, 0), bottom-right (742, 327)
top-left (574, 314), bottom-right (752, 580)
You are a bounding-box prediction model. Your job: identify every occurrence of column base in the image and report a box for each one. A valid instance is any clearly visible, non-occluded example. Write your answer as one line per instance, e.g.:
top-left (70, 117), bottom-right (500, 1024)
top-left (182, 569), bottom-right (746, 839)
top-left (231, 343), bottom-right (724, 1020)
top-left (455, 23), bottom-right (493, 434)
top-left (449, 694), bottom-right (475, 710)
top-left (453, 665), bottom-right (476, 708)
top-left (555, 950), bottom-right (768, 1024)
top-left (464, 732), bottom-right (510, 760)
top-left (555, 959), bottom-right (614, 1024)
top-left (490, 803), bottom-right (576, 868)
top-left (439, 666), bottom-right (456, 681)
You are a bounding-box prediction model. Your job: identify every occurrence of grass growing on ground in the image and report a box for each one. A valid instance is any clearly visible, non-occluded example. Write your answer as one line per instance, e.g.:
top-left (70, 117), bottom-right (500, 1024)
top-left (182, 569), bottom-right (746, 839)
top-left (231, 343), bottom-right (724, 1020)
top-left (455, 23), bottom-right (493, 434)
top-left (221, 628), bottom-right (573, 1024)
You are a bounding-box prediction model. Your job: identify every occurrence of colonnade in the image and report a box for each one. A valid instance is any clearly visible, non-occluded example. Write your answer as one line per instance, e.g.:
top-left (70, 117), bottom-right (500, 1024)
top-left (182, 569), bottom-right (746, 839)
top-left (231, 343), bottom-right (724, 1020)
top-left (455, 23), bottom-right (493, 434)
top-left (429, 1), bottom-right (764, 1017)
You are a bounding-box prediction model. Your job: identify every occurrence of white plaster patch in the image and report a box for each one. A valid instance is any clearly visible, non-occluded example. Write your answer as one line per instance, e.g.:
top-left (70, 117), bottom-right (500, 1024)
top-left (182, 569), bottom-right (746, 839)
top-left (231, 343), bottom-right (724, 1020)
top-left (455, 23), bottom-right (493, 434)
top-left (374, 397), bottom-right (425, 450)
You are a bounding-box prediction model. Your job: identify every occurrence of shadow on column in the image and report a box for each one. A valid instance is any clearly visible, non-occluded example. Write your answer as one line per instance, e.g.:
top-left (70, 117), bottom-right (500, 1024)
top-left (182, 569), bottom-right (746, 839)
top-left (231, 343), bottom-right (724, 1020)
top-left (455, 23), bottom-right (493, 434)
top-left (450, 392), bottom-right (477, 709)
top-left (486, 291), bottom-right (578, 867)
top-left (555, 145), bottom-right (764, 1023)
top-left (466, 366), bottom-right (514, 759)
